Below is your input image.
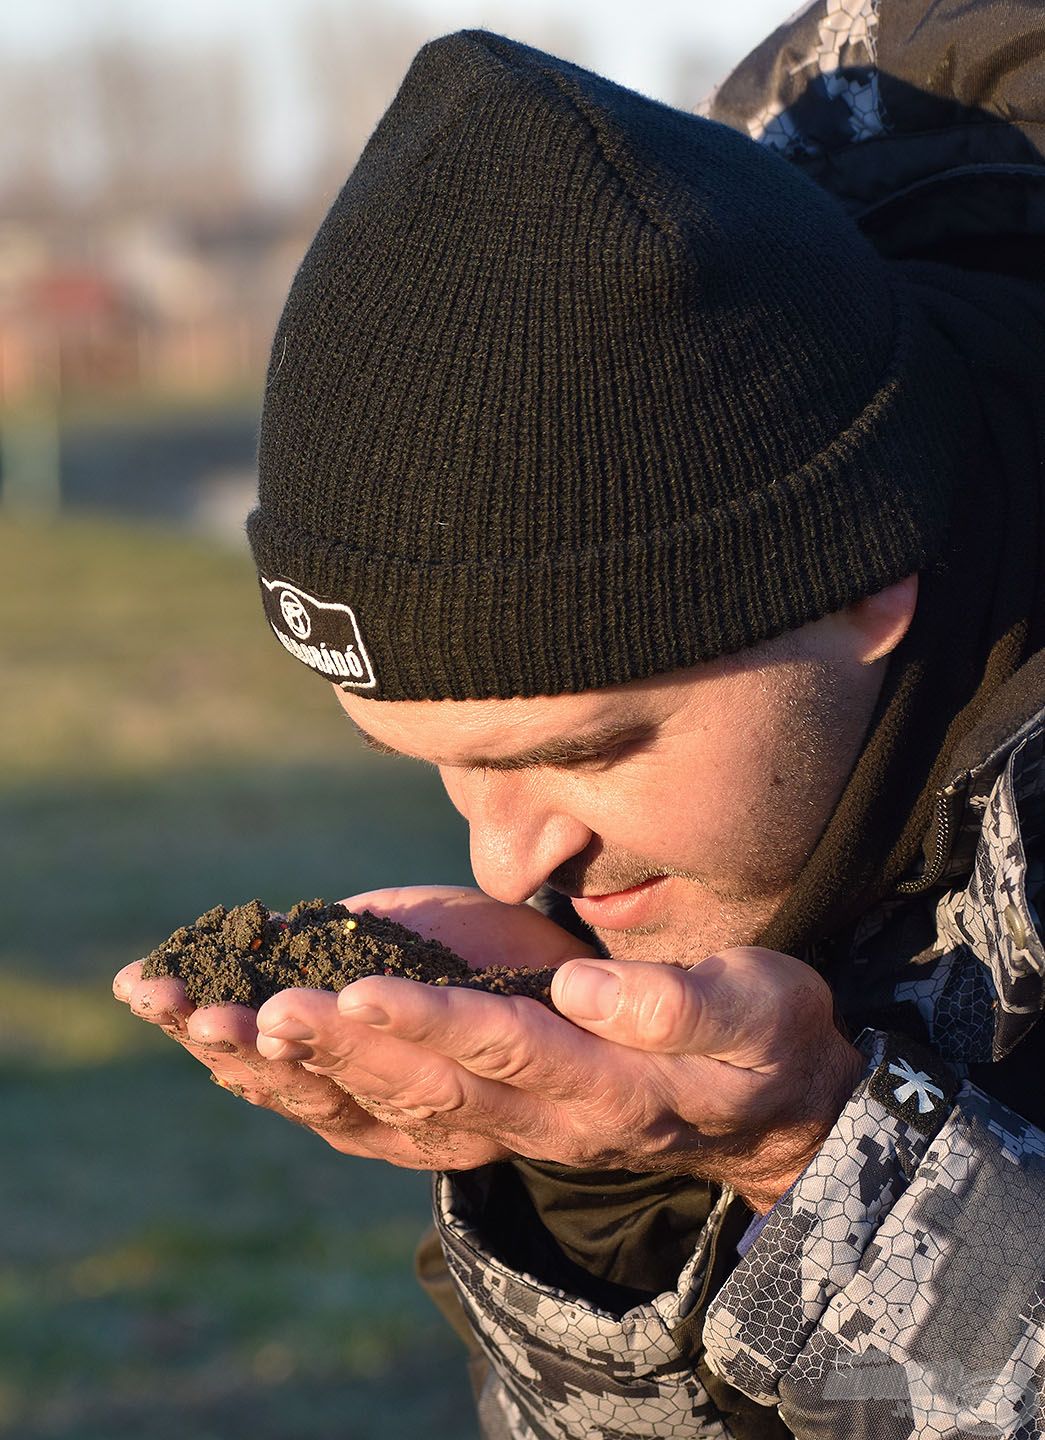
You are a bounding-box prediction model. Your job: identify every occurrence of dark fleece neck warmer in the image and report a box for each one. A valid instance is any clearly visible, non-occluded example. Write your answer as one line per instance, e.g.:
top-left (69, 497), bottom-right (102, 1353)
top-left (761, 262), bottom-right (1045, 955)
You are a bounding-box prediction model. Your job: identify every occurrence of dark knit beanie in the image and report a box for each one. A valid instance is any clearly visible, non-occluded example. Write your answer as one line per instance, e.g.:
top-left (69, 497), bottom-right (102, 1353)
top-left (249, 30), bottom-right (975, 700)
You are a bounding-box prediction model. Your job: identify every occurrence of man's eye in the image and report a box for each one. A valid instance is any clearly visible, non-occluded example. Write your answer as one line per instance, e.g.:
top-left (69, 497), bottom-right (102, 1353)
top-left (558, 739), bottom-right (639, 771)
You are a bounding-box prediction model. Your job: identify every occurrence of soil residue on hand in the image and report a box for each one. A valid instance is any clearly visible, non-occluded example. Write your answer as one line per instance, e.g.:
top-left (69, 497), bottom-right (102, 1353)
top-left (140, 898), bottom-right (557, 1010)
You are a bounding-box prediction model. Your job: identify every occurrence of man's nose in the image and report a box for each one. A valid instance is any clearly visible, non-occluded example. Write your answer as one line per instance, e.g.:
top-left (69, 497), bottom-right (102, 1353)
top-left (444, 768), bottom-right (592, 906)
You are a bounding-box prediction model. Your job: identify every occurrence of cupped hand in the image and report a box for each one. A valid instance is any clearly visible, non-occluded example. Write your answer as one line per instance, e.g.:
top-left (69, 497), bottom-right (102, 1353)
top-left (257, 933), bottom-right (866, 1211)
top-left (115, 887), bottom-right (865, 1203)
top-left (112, 886), bottom-right (594, 1170)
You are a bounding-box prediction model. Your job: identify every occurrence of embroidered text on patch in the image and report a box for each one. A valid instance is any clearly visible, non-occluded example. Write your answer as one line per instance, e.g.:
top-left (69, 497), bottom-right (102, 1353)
top-left (259, 576), bottom-right (376, 689)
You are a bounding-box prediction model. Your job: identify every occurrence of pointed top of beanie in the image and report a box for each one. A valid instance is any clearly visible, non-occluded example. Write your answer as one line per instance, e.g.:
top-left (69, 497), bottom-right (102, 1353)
top-left (249, 30), bottom-right (974, 699)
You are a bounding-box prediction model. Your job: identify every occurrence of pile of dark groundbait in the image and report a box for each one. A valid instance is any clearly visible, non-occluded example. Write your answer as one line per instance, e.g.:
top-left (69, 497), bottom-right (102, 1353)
top-left (140, 898), bottom-right (557, 1010)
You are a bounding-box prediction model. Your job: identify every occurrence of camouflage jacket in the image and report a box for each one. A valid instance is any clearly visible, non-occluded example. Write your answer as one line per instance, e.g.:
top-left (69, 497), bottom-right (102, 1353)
top-left (431, 5), bottom-right (1045, 1436)
top-left (433, 652), bottom-right (1045, 1439)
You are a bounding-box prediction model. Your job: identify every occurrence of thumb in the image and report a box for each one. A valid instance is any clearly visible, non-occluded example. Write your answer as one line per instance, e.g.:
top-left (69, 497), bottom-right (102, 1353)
top-left (554, 948), bottom-right (824, 1061)
top-left (552, 957), bottom-right (730, 1055)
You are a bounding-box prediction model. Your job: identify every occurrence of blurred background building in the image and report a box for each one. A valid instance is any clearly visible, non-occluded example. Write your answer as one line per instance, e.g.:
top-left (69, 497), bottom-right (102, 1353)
top-left (0, 5), bottom-right (789, 1438)
top-left (0, 0), bottom-right (779, 531)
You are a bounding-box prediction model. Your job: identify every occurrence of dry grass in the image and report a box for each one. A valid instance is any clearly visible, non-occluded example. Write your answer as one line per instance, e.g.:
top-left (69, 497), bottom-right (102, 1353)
top-left (3, 513), bottom-right (354, 778)
top-left (1, 512), bottom-right (477, 1439)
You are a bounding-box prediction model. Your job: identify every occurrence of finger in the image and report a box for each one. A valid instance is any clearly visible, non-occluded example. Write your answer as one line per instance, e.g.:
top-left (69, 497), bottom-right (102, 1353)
top-left (259, 984), bottom-right (447, 1099)
top-left (203, 1053), bottom-right (435, 1164)
top-left (121, 984), bottom-right (263, 1090)
top-left (207, 1033), bottom-right (506, 1170)
top-left (552, 957), bottom-right (729, 1055)
top-left (336, 886), bottom-right (595, 969)
top-left (126, 974), bottom-right (194, 1034)
top-left (113, 961), bottom-right (143, 1001)
top-left (259, 986), bottom-right (452, 1107)
top-left (255, 987), bottom-right (343, 1060)
top-left (187, 1003), bottom-right (262, 1052)
top-left (171, 1006), bottom-right (267, 1086)
top-left (117, 971), bottom-right (482, 1165)
top-left (261, 979), bottom-right (563, 1142)
top-left (551, 949), bottom-right (811, 1061)
top-left (176, 1008), bottom-right (404, 1150)
top-left (335, 974), bottom-right (607, 1102)
top-left (184, 1004), bottom-right (352, 1112)
top-left (284, 1087), bottom-right (499, 1170)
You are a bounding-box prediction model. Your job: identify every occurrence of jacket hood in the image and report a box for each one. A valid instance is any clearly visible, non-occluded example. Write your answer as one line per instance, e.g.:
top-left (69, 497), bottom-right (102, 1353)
top-left (702, 0), bottom-right (1045, 260)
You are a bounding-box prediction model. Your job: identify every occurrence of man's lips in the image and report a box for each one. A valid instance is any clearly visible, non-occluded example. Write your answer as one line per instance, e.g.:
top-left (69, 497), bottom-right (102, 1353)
top-left (568, 876), bottom-right (670, 930)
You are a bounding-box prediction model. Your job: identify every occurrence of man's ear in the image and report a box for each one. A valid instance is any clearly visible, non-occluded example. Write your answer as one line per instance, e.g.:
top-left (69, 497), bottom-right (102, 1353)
top-left (847, 573), bottom-right (919, 665)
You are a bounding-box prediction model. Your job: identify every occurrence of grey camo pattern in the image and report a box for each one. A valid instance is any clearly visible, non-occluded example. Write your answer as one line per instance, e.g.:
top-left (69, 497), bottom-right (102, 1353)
top-left (435, 1173), bottom-right (736, 1439)
top-left (934, 731), bottom-right (1045, 1058)
top-left (828, 729), bottom-right (1045, 1067)
top-left (703, 1032), bottom-right (954, 1399)
top-left (706, 1075), bottom-right (1045, 1439)
top-left (434, 702), bottom-right (1045, 1440)
top-left (702, 0), bottom-right (885, 157)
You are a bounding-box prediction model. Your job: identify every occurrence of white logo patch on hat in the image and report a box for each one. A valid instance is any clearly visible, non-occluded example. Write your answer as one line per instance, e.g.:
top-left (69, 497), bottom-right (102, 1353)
top-left (260, 576), bottom-right (376, 689)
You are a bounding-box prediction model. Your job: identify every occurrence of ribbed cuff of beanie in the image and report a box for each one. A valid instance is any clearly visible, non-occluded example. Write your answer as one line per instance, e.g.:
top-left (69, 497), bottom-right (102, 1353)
top-left (249, 285), bottom-right (972, 701)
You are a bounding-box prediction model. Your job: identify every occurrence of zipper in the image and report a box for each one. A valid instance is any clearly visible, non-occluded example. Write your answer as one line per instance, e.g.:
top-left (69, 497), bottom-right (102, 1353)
top-left (896, 784), bottom-right (965, 895)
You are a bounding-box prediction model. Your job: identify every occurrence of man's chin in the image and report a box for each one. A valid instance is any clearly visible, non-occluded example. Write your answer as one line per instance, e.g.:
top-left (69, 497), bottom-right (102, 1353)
top-left (589, 905), bottom-right (780, 965)
top-left (591, 923), bottom-right (679, 963)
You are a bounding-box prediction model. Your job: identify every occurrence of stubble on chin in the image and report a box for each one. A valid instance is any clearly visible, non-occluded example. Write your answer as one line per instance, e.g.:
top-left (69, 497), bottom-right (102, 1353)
top-left (590, 883), bottom-right (791, 966)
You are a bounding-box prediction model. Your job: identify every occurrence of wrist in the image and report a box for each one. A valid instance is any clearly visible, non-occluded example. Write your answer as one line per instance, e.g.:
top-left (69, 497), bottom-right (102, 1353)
top-left (733, 1039), bottom-right (867, 1214)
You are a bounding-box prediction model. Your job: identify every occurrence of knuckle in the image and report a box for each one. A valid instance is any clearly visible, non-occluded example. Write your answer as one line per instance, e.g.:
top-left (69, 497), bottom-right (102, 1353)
top-left (237, 1088), bottom-right (273, 1108)
top-left (300, 1053), bottom-right (351, 1079)
top-left (282, 1087), bottom-right (349, 1124)
top-left (635, 978), bottom-right (691, 1050)
top-left (439, 999), bottom-right (538, 1082)
top-left (467, 1038), bottom-right (535, 1084)
top-left (477, 1002), bottom-right (555, 1082)
top-left (391, 1077), bottom-right (468, 1118)
top-left (396, 1102), bottom-right (439, 1120)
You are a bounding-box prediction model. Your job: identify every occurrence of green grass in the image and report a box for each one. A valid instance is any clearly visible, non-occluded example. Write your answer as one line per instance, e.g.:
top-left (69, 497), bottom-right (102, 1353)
top-left (1, 1057), bottom-right (471, 1439)
top-left (3, 511), bottom-right (367, 778)
top-left (1, 511), bottom-right (478, 1438)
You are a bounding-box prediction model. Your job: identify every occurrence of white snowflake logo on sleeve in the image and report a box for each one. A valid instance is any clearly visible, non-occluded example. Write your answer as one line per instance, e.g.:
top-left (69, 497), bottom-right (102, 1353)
top-left (888, 1059), bottom-right (945, 1114)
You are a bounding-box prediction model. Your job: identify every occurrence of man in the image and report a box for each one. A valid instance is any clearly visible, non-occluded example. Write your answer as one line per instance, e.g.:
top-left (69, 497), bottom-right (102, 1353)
top-left (116, 3), bottom-right (1045, 1436)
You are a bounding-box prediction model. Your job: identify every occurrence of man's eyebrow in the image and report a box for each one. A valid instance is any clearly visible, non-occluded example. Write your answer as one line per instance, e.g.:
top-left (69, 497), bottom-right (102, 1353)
top-left (348, 724), bottom-right (409, 759)
top-left (344, 716), bottom-right (655, 771)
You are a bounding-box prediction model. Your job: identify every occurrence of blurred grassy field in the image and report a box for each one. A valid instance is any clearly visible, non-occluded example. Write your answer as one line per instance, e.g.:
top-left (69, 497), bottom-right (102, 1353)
top-left (0, 512), bottom-right (477, 1438)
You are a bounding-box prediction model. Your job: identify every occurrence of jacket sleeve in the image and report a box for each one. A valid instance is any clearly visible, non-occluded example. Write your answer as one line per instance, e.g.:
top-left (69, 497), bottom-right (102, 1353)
top-left (703, 1028), bottom-right (1045, 1440)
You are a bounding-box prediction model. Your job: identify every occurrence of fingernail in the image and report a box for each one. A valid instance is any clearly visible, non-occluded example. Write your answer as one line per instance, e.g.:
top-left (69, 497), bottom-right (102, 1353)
top-left (263, 1017), bottom-right (315, 1042)
top-left (256, 1035), bottom-right (308, 1061)
top-left (338, 1000), bottom-right (389, 1026)
top-left (560, 964), bottom-right (620, 1021)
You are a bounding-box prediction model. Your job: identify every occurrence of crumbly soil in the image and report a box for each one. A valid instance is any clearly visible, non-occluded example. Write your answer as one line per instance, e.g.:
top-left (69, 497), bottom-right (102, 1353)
top-left (140, 898), bottom-right (557, 1010)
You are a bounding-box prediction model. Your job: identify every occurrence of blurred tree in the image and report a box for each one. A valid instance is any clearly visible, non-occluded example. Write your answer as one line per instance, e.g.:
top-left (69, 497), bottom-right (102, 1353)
top-left (300, 3), bottom-right (585, 196)
top-left (90, 37), bottom-right (251, 221)
top-left (0, 56), bottom-right (71, 219)
top-left (302, 4), bottom-right (431, 194)
top-left (0, 36), bottom-right (251, 222)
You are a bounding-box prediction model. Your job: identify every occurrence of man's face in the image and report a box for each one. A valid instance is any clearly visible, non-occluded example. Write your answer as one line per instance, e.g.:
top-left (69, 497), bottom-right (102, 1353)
top-left (334, 616), bottom-right (883, 963)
